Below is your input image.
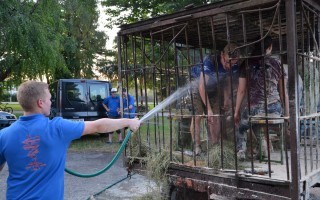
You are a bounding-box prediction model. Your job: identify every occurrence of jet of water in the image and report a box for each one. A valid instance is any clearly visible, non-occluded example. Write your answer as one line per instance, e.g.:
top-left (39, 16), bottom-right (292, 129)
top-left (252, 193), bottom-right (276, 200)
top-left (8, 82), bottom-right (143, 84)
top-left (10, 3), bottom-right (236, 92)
top-left (139, 80), bottom-right (198, 123)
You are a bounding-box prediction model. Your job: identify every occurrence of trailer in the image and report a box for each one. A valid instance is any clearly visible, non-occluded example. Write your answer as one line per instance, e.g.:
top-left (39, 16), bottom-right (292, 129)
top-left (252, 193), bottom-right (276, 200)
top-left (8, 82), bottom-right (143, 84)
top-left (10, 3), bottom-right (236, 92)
top-left (117, 0), bottom-right (320, 199)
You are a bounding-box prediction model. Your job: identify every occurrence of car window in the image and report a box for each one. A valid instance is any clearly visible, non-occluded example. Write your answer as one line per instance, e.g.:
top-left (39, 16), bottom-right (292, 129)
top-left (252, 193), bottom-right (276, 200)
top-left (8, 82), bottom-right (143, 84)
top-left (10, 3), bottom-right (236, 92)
top-left (66, 83), bottom-right (85, 102)
top-left (89, 84), bottom-right (107, 102)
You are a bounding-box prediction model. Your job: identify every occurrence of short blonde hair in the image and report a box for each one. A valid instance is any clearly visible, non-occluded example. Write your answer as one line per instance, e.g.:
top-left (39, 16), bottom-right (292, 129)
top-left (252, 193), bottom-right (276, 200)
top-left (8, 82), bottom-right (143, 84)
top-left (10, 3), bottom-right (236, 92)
top-left (17, 81), bottom-right (49, 112)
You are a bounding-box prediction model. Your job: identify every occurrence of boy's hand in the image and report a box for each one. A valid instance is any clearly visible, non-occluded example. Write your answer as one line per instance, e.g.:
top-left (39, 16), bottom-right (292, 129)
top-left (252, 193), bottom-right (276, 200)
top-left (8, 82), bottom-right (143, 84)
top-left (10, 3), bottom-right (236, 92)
top-left (128, 118), bottom-right (140, 132)
top-left (234, 112), bottom-right (240, 126)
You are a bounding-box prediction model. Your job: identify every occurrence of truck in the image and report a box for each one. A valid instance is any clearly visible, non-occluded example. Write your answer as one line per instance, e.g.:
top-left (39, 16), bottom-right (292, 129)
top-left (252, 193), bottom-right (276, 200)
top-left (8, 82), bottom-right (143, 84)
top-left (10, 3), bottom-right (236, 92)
top-left (50, 79), bottom-right (111, 121)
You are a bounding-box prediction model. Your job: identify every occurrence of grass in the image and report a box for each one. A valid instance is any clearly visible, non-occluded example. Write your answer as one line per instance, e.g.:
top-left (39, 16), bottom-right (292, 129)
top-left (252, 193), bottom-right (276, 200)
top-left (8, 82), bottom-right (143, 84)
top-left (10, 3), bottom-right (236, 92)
top-left (0, 102), bottom-right (22, 111)
top-left (68, 116), bottom-right (175, 153)
top-left (7, 104), bottom-right (22, 111)
top-left (69, 133), bottom-right (126, 152)
top-left (7, 101), bottom-right (190, 157)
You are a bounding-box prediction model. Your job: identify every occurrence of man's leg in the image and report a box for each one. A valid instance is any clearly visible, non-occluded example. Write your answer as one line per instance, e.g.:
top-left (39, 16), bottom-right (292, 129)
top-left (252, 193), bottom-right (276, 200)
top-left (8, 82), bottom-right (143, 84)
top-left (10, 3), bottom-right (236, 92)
top-left (236, 109), bottom-right (250, 159)
top-left (117, 130), bottom-right (123, 142)
top-left (208, 116), bottom-right (220, 144)
top-left (190, 116), bottom-right (202, 154)
top-left (108, 132), bottom-right (113, 143)
top-left (190, 90), bottom-right (204, 155)
top-left (207, 98), bottom-right (221, 144)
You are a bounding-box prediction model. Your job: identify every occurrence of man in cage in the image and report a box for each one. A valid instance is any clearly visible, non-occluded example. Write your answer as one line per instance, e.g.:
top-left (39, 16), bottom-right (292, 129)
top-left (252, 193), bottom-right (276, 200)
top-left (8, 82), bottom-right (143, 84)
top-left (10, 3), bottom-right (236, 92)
top-left (102, 88), bottom-right (123, 143)
top-left (234, 36), bottom-right (289, 160)
top-left (189, 43), bottom-right (240, 155)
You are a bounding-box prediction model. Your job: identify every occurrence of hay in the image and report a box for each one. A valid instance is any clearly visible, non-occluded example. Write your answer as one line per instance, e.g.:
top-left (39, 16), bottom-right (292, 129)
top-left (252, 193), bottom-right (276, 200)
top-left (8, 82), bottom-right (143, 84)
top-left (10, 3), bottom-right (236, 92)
top-left (128, 134), bottom-right (150, 158)
top-left (135, 148), bottom-right (179, 200)
top-left (205, 142), bottom-right (237, 169)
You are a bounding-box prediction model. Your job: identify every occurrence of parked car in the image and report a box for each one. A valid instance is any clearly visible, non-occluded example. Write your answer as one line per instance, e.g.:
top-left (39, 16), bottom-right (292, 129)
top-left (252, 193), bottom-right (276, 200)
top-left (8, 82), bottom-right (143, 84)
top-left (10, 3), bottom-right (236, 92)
top-left (0, 111), bottom-right (17, 130)
top-left (50, 79), bottom-right (111, 121)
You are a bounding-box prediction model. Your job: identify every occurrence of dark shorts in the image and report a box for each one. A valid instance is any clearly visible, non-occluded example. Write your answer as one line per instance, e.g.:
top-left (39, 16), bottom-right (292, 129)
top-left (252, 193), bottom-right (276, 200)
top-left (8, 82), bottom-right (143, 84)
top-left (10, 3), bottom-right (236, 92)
top-left (190, 90), bottom-right (219, 116)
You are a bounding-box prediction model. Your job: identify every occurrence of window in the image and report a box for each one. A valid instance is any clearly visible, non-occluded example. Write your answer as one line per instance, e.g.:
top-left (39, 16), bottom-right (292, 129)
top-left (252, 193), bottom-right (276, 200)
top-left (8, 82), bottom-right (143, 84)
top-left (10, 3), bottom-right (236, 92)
top-left (89, 84), bottom-right (107, 101)
top-left (66, 83), bottom-right (85, 102)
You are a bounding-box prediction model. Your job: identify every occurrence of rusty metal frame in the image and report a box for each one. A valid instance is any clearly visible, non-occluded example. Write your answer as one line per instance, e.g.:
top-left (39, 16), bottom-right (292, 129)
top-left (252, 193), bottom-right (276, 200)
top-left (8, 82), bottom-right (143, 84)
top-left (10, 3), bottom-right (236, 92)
top-left (118, 0), bottom-right (320, 199)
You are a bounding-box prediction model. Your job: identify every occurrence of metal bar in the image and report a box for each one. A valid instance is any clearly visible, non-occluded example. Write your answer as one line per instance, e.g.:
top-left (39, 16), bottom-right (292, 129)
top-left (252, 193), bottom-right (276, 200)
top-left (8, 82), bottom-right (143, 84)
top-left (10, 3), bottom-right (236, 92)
top-left (161, 32), bottom-right (165, 149)
top-left (150, 31), bottom-right (158, 150)
top-left (258, 8), bottom-right (272, 178)
top-left (241, 12), bottom-right (254, 174)
top-left (285, 0), bottom-right (301, 199)
top-left (196, 19), bottom-right (209, 167)
top-left (141, 36), bottom-right (150, 148)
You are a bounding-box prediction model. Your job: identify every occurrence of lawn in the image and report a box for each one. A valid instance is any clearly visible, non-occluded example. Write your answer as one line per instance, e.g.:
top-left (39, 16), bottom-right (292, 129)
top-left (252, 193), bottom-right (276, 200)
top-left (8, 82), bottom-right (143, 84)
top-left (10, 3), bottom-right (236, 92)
top-left (5, 102), bottom-right (183, 154)
top-left (69, 116), bottom-right (179, 153)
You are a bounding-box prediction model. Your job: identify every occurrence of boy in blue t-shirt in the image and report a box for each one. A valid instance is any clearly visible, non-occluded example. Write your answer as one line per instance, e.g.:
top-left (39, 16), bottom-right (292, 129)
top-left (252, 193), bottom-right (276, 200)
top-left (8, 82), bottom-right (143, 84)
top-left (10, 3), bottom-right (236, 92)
top-left (189, 44), bottom-right (240, 155)
top-left (0, 81), bottom-right (140, 200)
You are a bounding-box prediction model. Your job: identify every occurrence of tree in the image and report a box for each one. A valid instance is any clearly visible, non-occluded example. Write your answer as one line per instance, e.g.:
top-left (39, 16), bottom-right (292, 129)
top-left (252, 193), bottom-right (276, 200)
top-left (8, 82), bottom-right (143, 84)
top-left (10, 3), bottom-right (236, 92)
top-left (60, 0), bottom-right (108, 79)
top-left (0, 0), bottom-right (66, 84)
top-left (102, 0), bottom-right (217, 27)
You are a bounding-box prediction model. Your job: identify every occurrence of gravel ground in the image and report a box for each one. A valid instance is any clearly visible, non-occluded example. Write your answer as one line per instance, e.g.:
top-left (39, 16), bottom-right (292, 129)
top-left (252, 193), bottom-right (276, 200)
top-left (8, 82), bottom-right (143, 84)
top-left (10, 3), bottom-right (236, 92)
top-left (0, 151), bottom-right (155, 200)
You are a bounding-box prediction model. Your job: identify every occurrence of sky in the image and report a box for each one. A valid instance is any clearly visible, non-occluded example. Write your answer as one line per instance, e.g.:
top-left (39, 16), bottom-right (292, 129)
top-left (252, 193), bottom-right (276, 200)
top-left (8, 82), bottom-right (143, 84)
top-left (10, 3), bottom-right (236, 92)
top-left (97, 3), bottom-right (119, 50)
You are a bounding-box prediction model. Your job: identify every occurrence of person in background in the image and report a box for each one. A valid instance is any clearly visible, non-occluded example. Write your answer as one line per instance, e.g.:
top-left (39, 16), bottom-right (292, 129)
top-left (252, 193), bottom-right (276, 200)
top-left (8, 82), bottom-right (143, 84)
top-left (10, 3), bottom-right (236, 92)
top-left (122, 88), bottom-right (136, 119)
top-left (102, 88), bottom-right (123, 143)
top-left (0, 81), bottom-right (140, 200)
top-left (234, 36), bottom-right (289, 159)
top-left (189, 43), bottom-right (240, 155)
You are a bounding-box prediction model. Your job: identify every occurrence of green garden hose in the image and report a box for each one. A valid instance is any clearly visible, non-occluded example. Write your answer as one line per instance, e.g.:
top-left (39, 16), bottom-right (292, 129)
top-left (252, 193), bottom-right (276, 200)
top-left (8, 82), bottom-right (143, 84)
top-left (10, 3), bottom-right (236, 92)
top-left (65, 130), bottom-right (132, 178)
top-left (86, 172), bottom-right (136, 200)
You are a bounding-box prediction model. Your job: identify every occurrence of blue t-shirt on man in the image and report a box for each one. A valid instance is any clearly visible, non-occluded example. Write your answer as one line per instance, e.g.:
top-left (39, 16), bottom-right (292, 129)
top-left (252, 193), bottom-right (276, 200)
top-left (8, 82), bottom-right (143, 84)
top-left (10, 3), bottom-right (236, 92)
top-left (123, 94), bottom-right (136, 118)
top-left (191, 54), bottom-right (238, 79)
top-left (103, 95), bottom-right (120, 117)
top-left (190, 54), bottom-right (238, 95)
top-left (0, 114), bottom-right (84, 200)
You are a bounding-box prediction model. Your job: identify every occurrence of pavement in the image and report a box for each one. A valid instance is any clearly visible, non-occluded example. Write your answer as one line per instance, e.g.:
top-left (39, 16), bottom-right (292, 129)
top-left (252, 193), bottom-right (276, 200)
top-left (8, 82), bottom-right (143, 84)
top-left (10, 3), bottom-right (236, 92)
top-left (0, 151), bottom-right (155, 200)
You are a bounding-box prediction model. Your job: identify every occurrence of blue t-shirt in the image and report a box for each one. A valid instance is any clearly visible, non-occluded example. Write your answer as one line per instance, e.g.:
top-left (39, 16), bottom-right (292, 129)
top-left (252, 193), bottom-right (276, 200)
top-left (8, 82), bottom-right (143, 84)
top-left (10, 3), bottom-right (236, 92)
top-left (0, 114), bottom-right (84, 200)
top-left (191, 55), bottom-right (238, 95)
top-left (103, 95), bottom-right (120, 117)
top-left (191, 55), bottom-right (238, 79)
top-left (123, 94), bottom-right (136, 118)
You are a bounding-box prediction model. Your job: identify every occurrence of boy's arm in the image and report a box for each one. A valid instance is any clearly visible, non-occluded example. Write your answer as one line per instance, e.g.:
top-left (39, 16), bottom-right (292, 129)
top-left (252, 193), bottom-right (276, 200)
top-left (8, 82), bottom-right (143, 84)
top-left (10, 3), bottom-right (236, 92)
top-left (82, 118), bottom-right (140, 136)
top-left (279, 78), bottom-right (289, 117)
top-left (223, 76), bottom-right (232, 110)
top-left (102, 103), bottom-right (109, 112)
top-left (102, 98), bottom-right (110, 112)
top-left (234, 77), bottom-right (247, 124)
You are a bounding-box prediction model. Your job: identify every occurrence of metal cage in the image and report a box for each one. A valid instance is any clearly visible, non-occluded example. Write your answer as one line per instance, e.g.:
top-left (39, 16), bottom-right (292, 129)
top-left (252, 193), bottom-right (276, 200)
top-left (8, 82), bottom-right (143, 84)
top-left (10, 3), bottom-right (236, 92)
top-left (118, 0), bottom-right (320, 199)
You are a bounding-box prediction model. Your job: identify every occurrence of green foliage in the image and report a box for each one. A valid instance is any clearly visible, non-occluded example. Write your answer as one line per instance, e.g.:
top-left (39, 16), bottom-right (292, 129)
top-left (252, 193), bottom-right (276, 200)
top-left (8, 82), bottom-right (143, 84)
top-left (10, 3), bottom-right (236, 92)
top-left (61, 0), bottom-right (107, 79)
top-left (102, 0), bottom-right (215, 26)
top-left (0, 0), bottom-right (65, 84)
top-left (0, 0), bottom-right (108, 87)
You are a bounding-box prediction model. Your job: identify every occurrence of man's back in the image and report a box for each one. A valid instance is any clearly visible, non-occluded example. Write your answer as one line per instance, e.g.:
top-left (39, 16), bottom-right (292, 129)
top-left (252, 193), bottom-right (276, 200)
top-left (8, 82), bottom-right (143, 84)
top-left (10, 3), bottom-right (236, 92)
top-left (243, 55), bottom-right (285, 106)
top-left (0, 114), bottom-right (84, 200)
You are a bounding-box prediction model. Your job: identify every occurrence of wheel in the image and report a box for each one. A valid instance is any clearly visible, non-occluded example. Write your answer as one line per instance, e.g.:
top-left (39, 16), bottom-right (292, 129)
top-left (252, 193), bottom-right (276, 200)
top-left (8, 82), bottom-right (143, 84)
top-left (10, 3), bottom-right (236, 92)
top-left (4, 107), bottom-right (13, 114)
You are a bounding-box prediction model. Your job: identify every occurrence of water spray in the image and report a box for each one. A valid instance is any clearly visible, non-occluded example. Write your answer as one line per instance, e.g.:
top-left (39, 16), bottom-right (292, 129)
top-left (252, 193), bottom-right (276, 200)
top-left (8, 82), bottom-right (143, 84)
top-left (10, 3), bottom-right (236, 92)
top-left (65, 80), bottom-right (196, 177)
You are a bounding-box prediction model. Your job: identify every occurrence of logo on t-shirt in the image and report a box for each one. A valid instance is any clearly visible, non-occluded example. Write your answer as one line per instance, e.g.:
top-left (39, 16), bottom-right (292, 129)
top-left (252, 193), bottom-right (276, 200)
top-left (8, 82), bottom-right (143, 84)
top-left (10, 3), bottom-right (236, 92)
top-left (22, 135), bottom-right (46, 171)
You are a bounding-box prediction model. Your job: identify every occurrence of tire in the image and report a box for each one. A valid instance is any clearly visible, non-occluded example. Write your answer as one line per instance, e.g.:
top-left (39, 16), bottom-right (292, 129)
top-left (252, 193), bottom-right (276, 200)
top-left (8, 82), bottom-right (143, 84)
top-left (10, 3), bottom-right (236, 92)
top-left (4, 107), bottom-right (13, 114)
